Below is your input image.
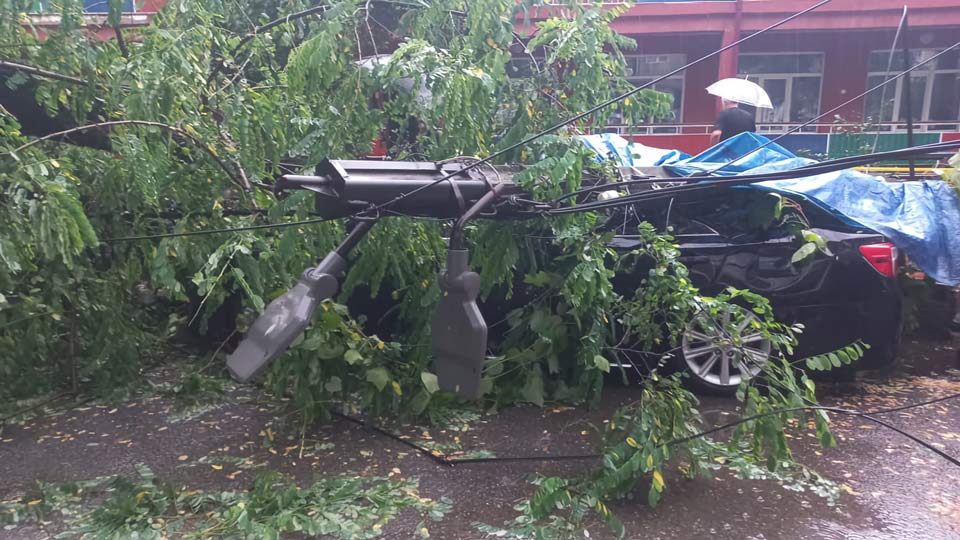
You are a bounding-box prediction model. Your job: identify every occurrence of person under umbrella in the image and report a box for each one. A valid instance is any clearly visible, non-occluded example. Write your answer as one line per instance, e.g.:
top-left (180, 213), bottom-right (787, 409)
top-left (711, 98), bottom-right (757, 144)
top-left (706, 78), bottom-right (773, 145)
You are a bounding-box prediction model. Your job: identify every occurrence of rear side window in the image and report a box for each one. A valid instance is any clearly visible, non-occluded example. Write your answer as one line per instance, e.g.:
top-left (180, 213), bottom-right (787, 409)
top-left (673, 189), bottom-right (780, 240)
top-left (632, 187), bottom-right (823, 241)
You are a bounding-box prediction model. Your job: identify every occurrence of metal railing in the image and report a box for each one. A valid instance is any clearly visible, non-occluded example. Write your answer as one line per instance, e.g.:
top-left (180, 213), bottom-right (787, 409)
top-left (603, 121), bottom-right (960, 136)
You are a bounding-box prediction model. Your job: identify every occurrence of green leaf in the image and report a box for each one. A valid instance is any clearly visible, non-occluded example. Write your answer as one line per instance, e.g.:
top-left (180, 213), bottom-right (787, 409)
top-left (820, 355), bottom-right (833, 370)
top-left (420, 372), bottom-right (440, 394)
top-left (647, 482), bottom-right (661, 507)
top-left (365, 367), bottom-right (391, 391)
top-left (828, 353), bottom-right (841, 368)
top-left (324, 376), bottom-right (342, 393)
top-left (521, 371), bottom-right (544, 407)
top-left (791, 242), bottom-right (817, 264)
top-left (409, 390), bottom-right (432, 415)
top-left (593, 355), bottom-right (611, 373)
top-left (523, 271), bottom-right (552, 287)
top-left (344, 349), bottom-right (363, 365)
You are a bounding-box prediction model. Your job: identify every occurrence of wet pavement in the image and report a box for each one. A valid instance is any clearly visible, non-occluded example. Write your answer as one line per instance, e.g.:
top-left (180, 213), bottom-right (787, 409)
top-left (1, 336), bottom-right (958, 539)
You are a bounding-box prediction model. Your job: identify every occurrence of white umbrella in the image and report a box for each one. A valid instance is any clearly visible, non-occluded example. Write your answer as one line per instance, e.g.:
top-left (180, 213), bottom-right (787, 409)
top-left (706, 78), bottom-right (773, 109)
top-left (356, 53), bottom-right (432, 106)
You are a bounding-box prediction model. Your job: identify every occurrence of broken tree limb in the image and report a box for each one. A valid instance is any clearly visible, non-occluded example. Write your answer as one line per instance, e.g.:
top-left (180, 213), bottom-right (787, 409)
top-left (0, 60), bottom-right (89, 86)
top-left (8, 119), bottom-right (253, 192)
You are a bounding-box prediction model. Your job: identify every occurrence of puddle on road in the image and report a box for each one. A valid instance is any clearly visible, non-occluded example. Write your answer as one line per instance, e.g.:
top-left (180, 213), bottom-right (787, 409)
top-left (899, 337), bottom-right (959, 376)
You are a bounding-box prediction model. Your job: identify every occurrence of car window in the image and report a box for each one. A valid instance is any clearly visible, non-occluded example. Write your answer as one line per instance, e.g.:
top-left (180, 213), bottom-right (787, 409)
top-left (614, 185), bottom-right (844, 242)
top-left (667, 208), bottom-right (719, 236)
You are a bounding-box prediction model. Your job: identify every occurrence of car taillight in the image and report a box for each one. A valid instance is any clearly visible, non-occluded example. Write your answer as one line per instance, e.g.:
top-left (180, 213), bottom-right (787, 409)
top-left (859, 242), bottom-right (899, 277)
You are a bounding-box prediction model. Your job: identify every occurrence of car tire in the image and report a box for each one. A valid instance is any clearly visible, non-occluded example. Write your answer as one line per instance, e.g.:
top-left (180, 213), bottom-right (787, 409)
top-left (677, 307), bottom-right (772, 395)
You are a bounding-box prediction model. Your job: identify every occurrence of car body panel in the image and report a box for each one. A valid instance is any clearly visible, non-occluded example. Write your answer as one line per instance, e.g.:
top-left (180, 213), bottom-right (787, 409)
top-left (610, 186), bottom-right (902, 375)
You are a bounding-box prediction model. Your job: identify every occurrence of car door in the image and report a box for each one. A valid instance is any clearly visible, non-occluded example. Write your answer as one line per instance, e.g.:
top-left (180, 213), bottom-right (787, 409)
top-left (685, 189), bottom-right (840, 301)
top-left (619, 188), bottom-right (839, 301)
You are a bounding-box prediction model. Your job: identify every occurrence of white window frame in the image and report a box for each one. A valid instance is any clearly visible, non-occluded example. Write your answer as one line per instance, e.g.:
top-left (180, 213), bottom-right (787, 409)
top-left (737, 52), bottom-right (825, 127)
top-left (866, 48), bottom-right (960, 127)
top-left (621, 53), bottom-right (687, 129)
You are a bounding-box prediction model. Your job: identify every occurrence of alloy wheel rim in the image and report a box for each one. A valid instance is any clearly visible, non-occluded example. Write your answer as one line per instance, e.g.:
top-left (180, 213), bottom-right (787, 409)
top-left (681, 308), bottom-right (772, 387)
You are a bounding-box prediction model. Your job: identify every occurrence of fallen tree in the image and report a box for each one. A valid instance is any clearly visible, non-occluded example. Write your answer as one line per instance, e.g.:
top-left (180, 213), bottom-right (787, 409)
top-left (1, 0), bottom-right (856, 536)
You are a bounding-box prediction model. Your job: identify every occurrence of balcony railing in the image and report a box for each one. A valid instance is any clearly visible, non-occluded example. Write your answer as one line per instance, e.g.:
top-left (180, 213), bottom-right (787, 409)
top-left (603, 121), bottom-right (960, 135)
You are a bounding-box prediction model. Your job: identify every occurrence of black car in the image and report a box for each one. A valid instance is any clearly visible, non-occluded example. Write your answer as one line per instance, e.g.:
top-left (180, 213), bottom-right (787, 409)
top-left (605, 185), bottom-right (902, 392)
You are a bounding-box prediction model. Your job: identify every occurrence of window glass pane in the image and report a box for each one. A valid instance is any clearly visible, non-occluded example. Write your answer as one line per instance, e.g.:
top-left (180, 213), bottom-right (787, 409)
top-left (869, 49), bottom-right (954, 73)
top-left (759, 78), bottom-right (787, 123)
top-left (629, 54), bottom-right (687, 77)
top-left (897, 75), bottom-right (926, 122)
top-left (935, 48), bottom-right (960, 70)
top-left (652, 78), bottom-right (683, 122)
top-left (790, 77), bottom-right (821, 122)
top-left (930, 73), bottom-right (960, 121)
top-left (670, 189), bottom-right (778, 239)
top-left (864, 75), bottom-right (895, 122)
top-left (868, 51), bottom-right (906, 72)
top-left (797, 54), bottom-right (824, 74)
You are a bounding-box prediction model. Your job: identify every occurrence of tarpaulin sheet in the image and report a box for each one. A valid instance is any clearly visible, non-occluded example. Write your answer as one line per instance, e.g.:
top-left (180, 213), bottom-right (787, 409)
top-left (664, 133), bottom-right (960, 286)
top-left (579, 134), bottom-right (688, 167)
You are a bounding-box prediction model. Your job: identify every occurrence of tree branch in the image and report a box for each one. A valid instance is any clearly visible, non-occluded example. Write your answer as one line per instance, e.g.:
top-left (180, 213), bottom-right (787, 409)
top-left (8, 120), bottom-right (252, 192)
top-left (205, 4), bottom-right (333, 87)
top-left (113, 24), bottom-right (130, 59)
top-left (0, 60), bottom-right (89, 86)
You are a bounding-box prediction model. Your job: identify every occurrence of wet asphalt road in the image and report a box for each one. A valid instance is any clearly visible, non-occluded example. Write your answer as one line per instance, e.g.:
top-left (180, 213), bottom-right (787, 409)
top-left (1, 337), bottom-right (958, 540)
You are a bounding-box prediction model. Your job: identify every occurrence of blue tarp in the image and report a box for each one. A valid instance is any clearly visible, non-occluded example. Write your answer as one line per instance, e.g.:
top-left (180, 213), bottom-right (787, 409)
top-left (579, 134), bottom-right (689, 167)
top-left (663, 132), bottom-right (800, 177)
top-left (589, 132), bottom-right (960, 286)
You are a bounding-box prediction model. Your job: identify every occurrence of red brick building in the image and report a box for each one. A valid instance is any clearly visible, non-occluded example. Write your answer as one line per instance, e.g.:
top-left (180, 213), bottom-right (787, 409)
top-left (25, 0), bottom-right (960, 158)
top-left (520, 0), bottom-right (960, 156)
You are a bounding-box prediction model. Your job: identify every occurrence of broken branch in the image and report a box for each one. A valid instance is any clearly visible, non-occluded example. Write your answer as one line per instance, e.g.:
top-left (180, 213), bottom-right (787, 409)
top-left (8, 120), bottom-right (252, 192)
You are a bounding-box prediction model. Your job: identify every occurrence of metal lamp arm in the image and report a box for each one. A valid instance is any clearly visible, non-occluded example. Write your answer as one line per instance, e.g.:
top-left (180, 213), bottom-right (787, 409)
top-left (226, 219), bottom-right (376, 382)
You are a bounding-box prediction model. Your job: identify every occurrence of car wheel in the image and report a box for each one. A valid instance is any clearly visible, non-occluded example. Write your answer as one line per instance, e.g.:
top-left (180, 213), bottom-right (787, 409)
top-left (680, 307), bottom-right (772, 393)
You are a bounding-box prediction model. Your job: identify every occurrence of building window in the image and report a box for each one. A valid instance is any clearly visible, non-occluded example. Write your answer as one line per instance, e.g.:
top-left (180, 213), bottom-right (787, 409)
top-left (865, 48), bottom-right (960, 128)
top-left (738, 53), bottom-right (824, 126)
top-left (624, 54), bottom-right (685, 124)
top-left (508, 54), bottom-right (686, 133)
top-left (604, 54), bottom-right (686, 133)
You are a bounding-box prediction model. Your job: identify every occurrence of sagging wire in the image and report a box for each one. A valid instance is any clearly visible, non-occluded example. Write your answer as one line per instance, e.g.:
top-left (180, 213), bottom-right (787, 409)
top-left (335, 391), bottom-right (960, 468)
top-left (868, 7), bottom-right (909, 160)
top-left (708, 38), bottom-right (960, 177)
top-left (544, 140), bottom-right (960, 216)
top-left (545, 138), bottom-right (960, 214)
top-left (101, 215), bottom-right (342, 243)
top-left (357, 0), bottom-right (833, 218)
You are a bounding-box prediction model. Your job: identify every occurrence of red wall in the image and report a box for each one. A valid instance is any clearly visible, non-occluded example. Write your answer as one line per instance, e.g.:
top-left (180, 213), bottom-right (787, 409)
top-left (622, 26), bottom-right (960, 131)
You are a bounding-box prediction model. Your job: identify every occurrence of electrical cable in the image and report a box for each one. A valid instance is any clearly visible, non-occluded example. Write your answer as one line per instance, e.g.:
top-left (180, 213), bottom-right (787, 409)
top-left (868, 7), bottom-right (908, 159)
top-left (357, 0), bottom-right (833, 217)
top-left (335, 391), bottom-right (960, 468)
top-left (709, 38), bottom-right (960, 176)
top-left (101, 216), bottom-right (342, 243)
top-left (548, 138), bottom-right (960, 211)
top-left (545, 139), bottom-right (960, 216)
top-left (66, 2), bottom-right (844, 243)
